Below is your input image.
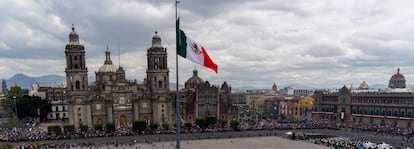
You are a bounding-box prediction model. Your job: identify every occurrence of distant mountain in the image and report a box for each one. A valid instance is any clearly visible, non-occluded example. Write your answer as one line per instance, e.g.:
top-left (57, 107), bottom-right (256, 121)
top-left (6, 73), bottom-right (36, 89)
top-left (35, 74), bottom-right (66, 84)
top-left (281, 84), bottom-right (315, 89)
top-left (6, 73), bottom-right (66, 89)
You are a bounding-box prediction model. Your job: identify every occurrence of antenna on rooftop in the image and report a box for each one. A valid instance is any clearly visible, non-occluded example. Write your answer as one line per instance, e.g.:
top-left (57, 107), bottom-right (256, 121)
top-left (118, 36), bottom-right (121, 68)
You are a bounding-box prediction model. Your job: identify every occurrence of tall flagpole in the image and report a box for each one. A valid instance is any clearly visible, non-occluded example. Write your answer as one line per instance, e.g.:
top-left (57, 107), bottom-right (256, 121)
top-left (175, 0), bottom-right (181, 149)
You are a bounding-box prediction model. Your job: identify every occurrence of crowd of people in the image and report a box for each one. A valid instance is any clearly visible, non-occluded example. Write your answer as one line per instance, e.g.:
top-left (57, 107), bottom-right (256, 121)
top-left (2, 139), bottom-right (153, 149)
top-left (336, 121), bottom-right (414, 137)
top-left (1, 119), bottom-right (413, 148)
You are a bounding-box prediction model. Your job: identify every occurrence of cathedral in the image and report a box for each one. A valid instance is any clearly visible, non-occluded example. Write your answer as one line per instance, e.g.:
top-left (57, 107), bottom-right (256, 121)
top-left (179, 70), bottom-right (237, 123)
top-left (64, 26), bottom-right (235, 128)
top-left (65, 27), bottom-right (172, 127)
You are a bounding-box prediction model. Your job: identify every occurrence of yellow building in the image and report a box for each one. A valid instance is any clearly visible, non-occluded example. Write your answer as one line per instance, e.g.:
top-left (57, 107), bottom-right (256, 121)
top-left (293, 96), bottom-right (314, 120)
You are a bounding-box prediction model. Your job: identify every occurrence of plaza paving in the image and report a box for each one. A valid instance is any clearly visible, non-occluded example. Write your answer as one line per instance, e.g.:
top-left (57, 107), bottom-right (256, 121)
top-left (6, 129), bottom-right (413, 148)
top-left (67, 136), bottom-right (329, 149)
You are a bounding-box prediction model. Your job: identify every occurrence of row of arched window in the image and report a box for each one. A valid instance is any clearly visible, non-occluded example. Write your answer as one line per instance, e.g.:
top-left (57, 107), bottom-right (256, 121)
top-left (351, 109), bottom-right (413, 117)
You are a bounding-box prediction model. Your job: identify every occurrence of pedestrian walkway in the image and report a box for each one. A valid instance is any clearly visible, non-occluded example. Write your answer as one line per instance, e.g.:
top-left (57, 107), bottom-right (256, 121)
top-left (67, 136), bottom-right (329, 149)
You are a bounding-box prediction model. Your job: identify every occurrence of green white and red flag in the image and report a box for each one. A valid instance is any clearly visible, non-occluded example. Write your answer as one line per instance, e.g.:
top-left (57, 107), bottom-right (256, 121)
top-left (176, 18), bottom-right (218, 73)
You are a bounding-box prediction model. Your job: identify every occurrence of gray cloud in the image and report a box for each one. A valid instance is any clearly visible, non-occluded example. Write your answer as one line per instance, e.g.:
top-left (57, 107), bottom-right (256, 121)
top-left (1, 0), bottom-right (414, 89)
top-left (304, 44), bottom-right (345, 58)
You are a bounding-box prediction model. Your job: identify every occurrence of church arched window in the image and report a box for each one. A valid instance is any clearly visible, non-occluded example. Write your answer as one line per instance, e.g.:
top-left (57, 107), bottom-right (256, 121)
top-left (159, 81), bottom-right (162, 89)
top-left (164, 77), bottom-right (167, 88)
top-left (154, 57), bottom-right (160, 69)
top-left (76, 81), bottom-right (80, 89)
top-left (69, 55), bottom-right (73, 68)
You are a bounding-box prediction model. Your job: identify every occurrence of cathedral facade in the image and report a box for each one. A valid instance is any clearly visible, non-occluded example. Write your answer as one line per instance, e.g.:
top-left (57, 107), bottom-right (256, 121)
top-left (179, 70), bottom-right (237, 123)
top-left (64, 27), bottom-right (172, 127)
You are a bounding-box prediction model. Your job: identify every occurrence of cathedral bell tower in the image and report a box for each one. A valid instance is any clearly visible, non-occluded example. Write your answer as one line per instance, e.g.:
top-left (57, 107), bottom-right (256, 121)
top-left (146, 31), bottom-right (169, 93)
top-left (65, 25), bottom-right (88, 92)
top-left (65, 25), bottom-right (90, 127)
top-left (146, 31), bottom-right (171, 124)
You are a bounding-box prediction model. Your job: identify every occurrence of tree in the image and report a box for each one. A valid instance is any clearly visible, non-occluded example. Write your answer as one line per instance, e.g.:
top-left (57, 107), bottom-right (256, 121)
top-left (79, 124), bottom-right (88, 132)
top-left (47, 125), bottom-right (62, 135)
top-left (1, 85), bottom-right (23, 114)
top-left (230, 120), bottom-right (240, 130)
top-left (162, 123), bottom-right (169, 130)
top-left (149, 123), bottom-right (158, 132)
top-left (94, 124), bottom-right (103, 131)
top-left (35, 96), bottom-right (52, 121)
top-left (218, 120), bottom-right (227, 127)
top-left (205, 116), bottom-right (217, 126)
top-left (184, 122), bottom-right (192, 129)
top-left (15, 95), bottom-right (51, 121)
top-left (63, 125), bottom-right (75, 134)
top-left (106, 123), bottom-right (115, 132)
top-left (133, 120), bottom-right (147, 134)
top-left (279, 114), bottom-right (287, 120)
top-left (195, 118), bottom-right (208, 129)
top-left (1, 85), bottom-right (51, 121)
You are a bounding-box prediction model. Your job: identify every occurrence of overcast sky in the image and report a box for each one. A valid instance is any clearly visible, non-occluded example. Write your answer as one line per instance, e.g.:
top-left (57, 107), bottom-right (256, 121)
top-left (1, 0), bottom-right (414, 89)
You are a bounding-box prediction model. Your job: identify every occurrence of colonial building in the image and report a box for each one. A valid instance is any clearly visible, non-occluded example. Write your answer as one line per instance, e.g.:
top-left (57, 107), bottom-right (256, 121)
top-left (28, 83), bottom-right (68, 121)
top-left (263, 97), bottom-right (282, 115)
top-left (64, 27), bottom-right (172, 127)
top-left (312, 69), bottom-right (414, 128)
top-left (293, 96), bottom-right (314, 121)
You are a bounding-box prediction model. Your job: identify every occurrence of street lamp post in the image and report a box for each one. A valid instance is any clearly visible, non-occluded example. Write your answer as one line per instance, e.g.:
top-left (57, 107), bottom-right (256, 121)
top-left (13, 96), bottom-right (17, 126)
top-left (13, 96), bottom-right (17, 117)
top-left (37, 108), bottom-right (40, 123)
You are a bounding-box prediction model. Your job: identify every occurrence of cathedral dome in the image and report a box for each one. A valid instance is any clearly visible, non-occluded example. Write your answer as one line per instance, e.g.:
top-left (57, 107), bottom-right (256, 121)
top-left (153, 31), bottom-right (161, 39)
top-left (69, 28), bottom-right (78, 37)
top-left (98, 46), bottom-right (117, 73)
top-left (151, 31), bottom-right (163, 48)
top-left (98, 64), bottom-right (117, 73)
top-left (358, 81), bottom-right (369, 89)
top-left (68, 25), bottom-right (80, 45)
top-left (389, 68), bottom-right (406, 88)
top-left (185, 69), bottom-right (204, 89)
top-left (390, 69), bottom-right (405, 81)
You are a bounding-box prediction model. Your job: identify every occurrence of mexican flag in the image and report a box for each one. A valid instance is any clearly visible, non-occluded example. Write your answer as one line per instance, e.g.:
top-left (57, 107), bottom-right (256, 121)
top-left (176, 19), bottom-right (218, 73)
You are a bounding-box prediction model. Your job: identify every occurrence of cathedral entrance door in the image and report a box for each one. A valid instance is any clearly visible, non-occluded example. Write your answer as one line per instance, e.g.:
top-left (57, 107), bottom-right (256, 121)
top-left (97, 119), bottom-right (103, 126)
top-left (120, 115), bottom-right (127, 127)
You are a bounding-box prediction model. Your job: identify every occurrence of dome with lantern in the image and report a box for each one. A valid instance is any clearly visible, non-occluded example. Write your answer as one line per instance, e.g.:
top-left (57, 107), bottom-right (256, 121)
top-left (388, 68), bottom-right (406, 88)
top-left (185, 69), bottom-right (204, 89)
top-left (358, 81), bottom-right (369, 90)
top-left (98, 46), bottom-right (117, 73)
